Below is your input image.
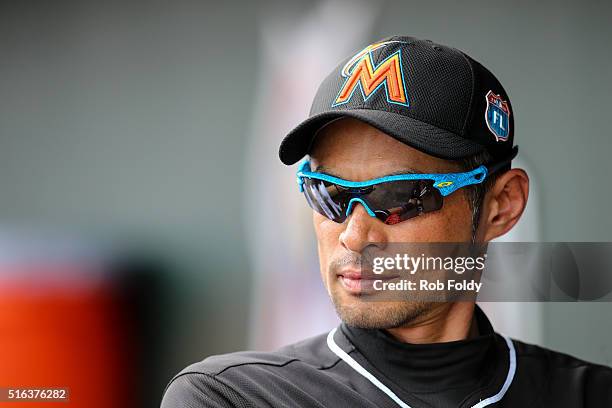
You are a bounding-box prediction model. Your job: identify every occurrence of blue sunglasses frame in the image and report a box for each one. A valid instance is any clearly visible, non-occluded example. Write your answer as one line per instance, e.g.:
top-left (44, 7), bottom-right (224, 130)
top-left (297, 161), bottom-right (486, 197)
top-left (296, 146), bottom-right (518, 220)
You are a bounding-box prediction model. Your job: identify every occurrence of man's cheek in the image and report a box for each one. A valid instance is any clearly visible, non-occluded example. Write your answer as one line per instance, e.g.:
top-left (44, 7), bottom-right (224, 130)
top-left (314, 214), bottom-right (350, 291)
top-left (429, 196), bottom-right (473, 241)
top-left (313, 212), bottom-right (343, 243)
top-left (316, 240), bottom-right (336, 295)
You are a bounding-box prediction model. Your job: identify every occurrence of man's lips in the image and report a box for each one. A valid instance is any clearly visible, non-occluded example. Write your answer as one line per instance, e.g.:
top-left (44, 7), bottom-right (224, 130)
top-left (338, 270), bottom-right (362, 280)
top-left (336, 269), bottom-right (399, 294)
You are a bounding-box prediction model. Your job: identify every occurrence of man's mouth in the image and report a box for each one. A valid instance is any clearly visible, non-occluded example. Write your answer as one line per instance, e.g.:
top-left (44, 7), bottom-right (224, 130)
top-left (336, 269), bottom-right (399, 295)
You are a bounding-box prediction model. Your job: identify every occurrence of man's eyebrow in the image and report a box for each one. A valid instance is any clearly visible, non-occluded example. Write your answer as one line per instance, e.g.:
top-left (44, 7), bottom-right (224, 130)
top-left (313, 164), bottom-right (423, 177)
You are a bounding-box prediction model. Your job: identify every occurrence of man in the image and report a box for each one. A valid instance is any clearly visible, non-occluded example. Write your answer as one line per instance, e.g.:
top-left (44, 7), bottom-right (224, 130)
top-left (161, 36), bottom-right (612, 407)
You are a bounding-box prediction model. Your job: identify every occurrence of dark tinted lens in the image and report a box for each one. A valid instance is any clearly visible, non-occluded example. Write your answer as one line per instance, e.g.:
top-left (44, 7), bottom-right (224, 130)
top-left (301, 178), bottom-right (443, 224)
top-left (365, 180), bottom-right (443, 224)
top-left (301, 178), bottom-right (350, 223)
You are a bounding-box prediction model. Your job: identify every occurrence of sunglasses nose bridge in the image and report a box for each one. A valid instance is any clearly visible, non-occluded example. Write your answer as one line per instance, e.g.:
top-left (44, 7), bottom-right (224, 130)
top-left (345, 197), bottom-right (377, 218)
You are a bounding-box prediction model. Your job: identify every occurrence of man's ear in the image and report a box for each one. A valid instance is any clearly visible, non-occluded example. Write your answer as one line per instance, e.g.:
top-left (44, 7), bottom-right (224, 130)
top-left (481, 168), bottom-right (530, 242)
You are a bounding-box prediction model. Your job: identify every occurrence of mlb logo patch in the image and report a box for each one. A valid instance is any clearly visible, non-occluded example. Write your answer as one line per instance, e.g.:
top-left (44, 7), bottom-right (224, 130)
top-left (485, 90), bottom-right (511, 142)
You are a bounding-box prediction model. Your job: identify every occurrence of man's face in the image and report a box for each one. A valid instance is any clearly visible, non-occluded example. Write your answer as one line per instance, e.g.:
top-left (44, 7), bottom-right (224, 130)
top-left (309, 118), bottom-right (474, 329)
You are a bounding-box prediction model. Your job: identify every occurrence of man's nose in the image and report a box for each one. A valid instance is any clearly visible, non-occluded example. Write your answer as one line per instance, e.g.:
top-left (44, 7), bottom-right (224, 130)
top-left (339, 203), bottom-right (387, 253)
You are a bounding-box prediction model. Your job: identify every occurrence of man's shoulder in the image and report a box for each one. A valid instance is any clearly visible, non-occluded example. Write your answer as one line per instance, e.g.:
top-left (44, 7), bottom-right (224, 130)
top-left (176, 331), bottom-right (337, 378)
top-left (510, 337), bottom-right (612, 398)
top-left (161, 331), bottom-right (340, 407)
top-left (512, 337), bottom-right (612, 372)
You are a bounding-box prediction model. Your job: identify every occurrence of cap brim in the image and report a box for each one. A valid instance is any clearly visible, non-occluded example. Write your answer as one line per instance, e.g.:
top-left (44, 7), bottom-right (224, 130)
top-left (278, 109), bottom-right (485, 165)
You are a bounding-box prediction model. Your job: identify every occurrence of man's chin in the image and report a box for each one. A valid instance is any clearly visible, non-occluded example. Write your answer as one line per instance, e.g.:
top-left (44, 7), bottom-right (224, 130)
top-left (330, 291), bottom-right (431, 329)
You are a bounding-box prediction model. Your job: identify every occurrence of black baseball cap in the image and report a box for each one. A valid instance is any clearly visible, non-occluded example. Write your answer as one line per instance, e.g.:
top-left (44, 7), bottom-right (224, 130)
top-left (279, 35), bottom-right (517, 166)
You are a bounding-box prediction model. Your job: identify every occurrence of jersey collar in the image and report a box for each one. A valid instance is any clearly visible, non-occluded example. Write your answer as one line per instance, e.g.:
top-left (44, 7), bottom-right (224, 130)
top-left (338, 305), bottom-right (511, 403)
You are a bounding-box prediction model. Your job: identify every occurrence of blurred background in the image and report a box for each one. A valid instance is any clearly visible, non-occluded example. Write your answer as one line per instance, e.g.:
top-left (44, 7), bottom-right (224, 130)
top-left (0, 0), bottom-right (611, 407)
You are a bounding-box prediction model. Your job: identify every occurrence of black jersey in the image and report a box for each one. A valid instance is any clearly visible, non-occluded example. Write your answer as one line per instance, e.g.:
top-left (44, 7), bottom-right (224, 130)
top-left (161, 307), bottom-right (612, 407)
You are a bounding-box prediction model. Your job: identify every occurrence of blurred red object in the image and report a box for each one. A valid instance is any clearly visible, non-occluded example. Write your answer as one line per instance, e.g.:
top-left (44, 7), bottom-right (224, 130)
top-left (0, 262), bottom-right (136, 408)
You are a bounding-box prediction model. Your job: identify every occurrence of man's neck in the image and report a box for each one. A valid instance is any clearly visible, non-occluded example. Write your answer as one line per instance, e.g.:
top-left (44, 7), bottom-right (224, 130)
top-left (385, 302), bottom-right (477, 344)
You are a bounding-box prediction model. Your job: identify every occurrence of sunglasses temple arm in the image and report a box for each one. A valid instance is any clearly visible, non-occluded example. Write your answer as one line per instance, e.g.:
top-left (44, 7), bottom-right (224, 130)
top-left (296, 160), bottom-right (311, 192)
top-left (486, 146), bottom-right (519, 177)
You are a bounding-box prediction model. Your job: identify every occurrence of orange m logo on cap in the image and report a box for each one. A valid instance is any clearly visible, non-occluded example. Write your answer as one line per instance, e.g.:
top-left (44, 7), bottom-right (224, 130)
top-left (333, 42), bottom-right (409, 107)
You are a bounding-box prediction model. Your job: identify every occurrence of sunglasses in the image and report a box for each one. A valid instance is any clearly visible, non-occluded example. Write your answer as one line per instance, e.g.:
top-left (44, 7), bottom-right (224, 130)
top-left (296, 146), bottom-right (518, 225)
